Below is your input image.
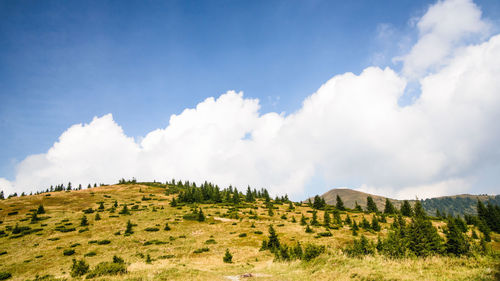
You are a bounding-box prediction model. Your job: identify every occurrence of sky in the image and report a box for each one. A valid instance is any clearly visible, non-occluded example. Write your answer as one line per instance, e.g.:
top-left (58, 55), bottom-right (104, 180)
top-left (1, 0), bottom-right (500, 200)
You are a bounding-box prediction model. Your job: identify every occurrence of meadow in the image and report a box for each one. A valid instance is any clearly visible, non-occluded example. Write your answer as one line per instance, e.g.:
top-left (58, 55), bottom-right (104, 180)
top-left (0, 183), bottom-right (498, 281)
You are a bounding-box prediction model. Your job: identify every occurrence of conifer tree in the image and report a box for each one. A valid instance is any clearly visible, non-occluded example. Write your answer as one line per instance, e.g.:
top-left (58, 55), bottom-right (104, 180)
top-left (445, 219), bottom-right (470, 256)
top-left (300, 214), bottom-right (307, 225)
top-left (311, 210), bottom-right (319, 226)
top-left (245, 186), bottom-right (254, 202)
top-left (267, 225), bottom-right (280, 252)
top-left (164, 223), bottom-right (171, 231)
top-left (80, 215), bottom-right (89, 226)
top-left (371, 216), bottom-right (381, 231)
top-left (170, 197), bottom-right (177, 207)
top-left (354, 201), bottom-right (363, 212)
top-left (336, 195), bottom-right (345, 211)
top-left (114, 200), bottom-right (118, 208)
top-left (351, 220), bottom-right (359, 236)
top-left (305, 224), bottom-right (313, 233)
top-left (0, 191), bottom-right (4, 200)
top-left (37, 204), bottom-right (45, 214)
top-left (98, 202), bottom-right (105, 210)
top-left (366, 196), bottom-right (378, 213)
top-left (95, 213), bottom-right (101, 221)
top-left (197, 208), bottom-right (205, 222)
top-left (223, 249), bottom-right (233, 263)
top-left (400, 200), bottom-right (413, 217)
top-left (384, 198), bottom-right (396, 214)
top-left (345, 214), bottom-right (352, 225)
top-left (125, 220), bottom-right (134, 235)
top-left (323, 211), bottom-right (331, 227)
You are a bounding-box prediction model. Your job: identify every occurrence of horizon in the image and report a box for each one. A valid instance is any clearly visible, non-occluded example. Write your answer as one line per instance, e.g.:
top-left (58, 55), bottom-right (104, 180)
top-left (2, 0), bottom-right (500, 201)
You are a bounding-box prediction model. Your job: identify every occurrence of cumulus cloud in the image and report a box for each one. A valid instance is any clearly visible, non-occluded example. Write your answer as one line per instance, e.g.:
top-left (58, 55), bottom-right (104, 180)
top-left (1, 0), bottom-right (500, 199)
top-left (398, 0), bottom-right (490, 79)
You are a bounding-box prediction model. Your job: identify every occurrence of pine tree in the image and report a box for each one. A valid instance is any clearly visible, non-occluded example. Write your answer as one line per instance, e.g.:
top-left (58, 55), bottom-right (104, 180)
top-left (37, 204), bottom-right (45, 214)
top-left (119, 205), bottom-right (130, 215)
top-left (406, 215), bottom-right (443, 257)
top-left (345, 214), bottom-right (352, 225)
top-left (400, 200), bottom-right (413, 217)
top-left (98, 202), bottom-right (105, 210)
top-left (125, 220), bottom-right (134, 235)
top-left (300, 214), bottom-right (307, 225)
top-left (445, 219), bottom-right (470, 256)
top-left (371, 216), bottom-right (381, 231)
top-left (354, 201), bottom-right (363, 212)
top-left (223, 249), bottom-right (233, 263)
top-left (361, 216), bottom-right (370, 229)
top-left (351, 221), bottom-right (359, 236)
top-left (384, 198), bottom-right (396, 214)
top-left (323, 211), bottom-right (331, 227)
top-left (245, 186), bottom-right (254, 202)
top-left (114, 200), bottom-right (118, 208)
top-left (170, 197), bottom-right (177, 207)
top-left (197, 208), bottom-right (205, 222)
top-left (313, 195), bottom-right (325, 209)
top-left (80, 215), bottom-right (89, 226)
top-left (305, 224), bottom-right (313, 233)
top-left (366, 196), bottom-right (378, 213)
top-left (0, 191), bottom-right (4, 200)
top-left (267, 225), bottom-right (280, 252)
top-left (336, 195), bottom-right (345, 211)
top-left (164, 223), bottom-right (171, 231)
top-left (311, 210), bottom-right (319, 226)
top-left (413, 201), bottom-right (427, 218)
top-left (95, 213), bottom-right (101, 221)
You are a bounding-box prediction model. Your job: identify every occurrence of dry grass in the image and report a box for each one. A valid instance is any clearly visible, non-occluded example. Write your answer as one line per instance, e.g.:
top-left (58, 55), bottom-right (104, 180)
top-left (0, 184), bottom-right (498, 281)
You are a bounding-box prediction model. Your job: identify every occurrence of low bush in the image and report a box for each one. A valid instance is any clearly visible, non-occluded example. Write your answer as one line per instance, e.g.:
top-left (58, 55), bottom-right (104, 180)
top-left (70, 259), bottom-right (89, 277)
top-left (84, 251), bottom-right (97, 257)
top-left (144, 227), bottom-right (159, 232)
top-left (193, 247), bottom-right (209, 254)
top-left (86, 261), bottom-right (126, 278)
top-left (0, 272), bottom-right (11, 280)
top-left (63, 249), bottom-right (75, 256)
top-left (238, 233), bottom-right (247, 237)
top-left (205, 239), bottom-right (216, 244)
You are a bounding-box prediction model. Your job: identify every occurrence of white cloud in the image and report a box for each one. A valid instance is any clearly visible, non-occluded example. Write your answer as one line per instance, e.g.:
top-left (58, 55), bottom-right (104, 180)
top-left (398, 0), bottom-right (491, 79)
top-left (1, 0), bottom-right (500, 199)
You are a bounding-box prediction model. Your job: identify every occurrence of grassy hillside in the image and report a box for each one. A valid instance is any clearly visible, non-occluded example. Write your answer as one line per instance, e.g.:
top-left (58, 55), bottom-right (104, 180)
top-left (0, 184), bottom-right (498, 281)
top-left (316, 188), bottom-right (500, 216)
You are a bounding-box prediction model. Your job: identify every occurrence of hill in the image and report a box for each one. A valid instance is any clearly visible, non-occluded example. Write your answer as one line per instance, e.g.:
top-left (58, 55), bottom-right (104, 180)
top-left (0, 183), bottom-right (498, 280)
top-left (313, 188), bottom-right (500, 216)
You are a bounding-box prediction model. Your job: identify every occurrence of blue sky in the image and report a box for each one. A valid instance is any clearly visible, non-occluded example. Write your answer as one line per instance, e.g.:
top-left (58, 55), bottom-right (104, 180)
top-left (1, 0), bottom-right (500, 199)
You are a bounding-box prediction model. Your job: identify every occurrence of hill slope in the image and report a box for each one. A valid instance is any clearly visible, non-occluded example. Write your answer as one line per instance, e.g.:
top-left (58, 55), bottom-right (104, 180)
top-left (0, 184), bottom-right (498, 280)
top-left (312, 188), bottom-right (500, 216)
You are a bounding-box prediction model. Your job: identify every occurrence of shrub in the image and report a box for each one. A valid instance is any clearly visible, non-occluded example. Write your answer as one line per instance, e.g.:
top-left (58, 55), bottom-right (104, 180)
top-left (164, 223), bottom-right (171, 231)
top-left (82, 208), bottom-right (94, 214)
top-left (86, 261), bottom-right (127, 278)
top-left (316, 231), bottom-right (332, 237)
top-left (70, 259), bottom-right (89, 277)
top-left (344, 235), bottom-right (375, 257)
top-left (238, 233), bottom-right (247, 237)
top-left (84, 251), bottom-right (97, 257)
top-left (94, 214), bottom-right (101, 221)
top-left (63, 249), bottom-right (75, 256)
top-left (223, 249), bottom-right (232, 263)
top-left (303, 244), bottom-right (325, 261)
top-left (143, 240), bottom-right (167, 246)
top-left (205, 239), bottom-right (217, 244)
top-left (193, 247), bottom-right (209, 254)
top-left (254, 231), bottom-right (263, 235)
top-left (0, 272), bottom-right (11, 280)
top-left (144, 227), bottom-right (159, 232)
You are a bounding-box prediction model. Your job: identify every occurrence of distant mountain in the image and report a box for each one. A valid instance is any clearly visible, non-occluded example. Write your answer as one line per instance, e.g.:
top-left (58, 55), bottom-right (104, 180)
top-left (309, 188), bottom-right (500, 216)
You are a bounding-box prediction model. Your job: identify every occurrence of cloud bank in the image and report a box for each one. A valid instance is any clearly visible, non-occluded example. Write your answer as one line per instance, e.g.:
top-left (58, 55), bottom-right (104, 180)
top-left (2, 0), bottom-right (500, 199)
